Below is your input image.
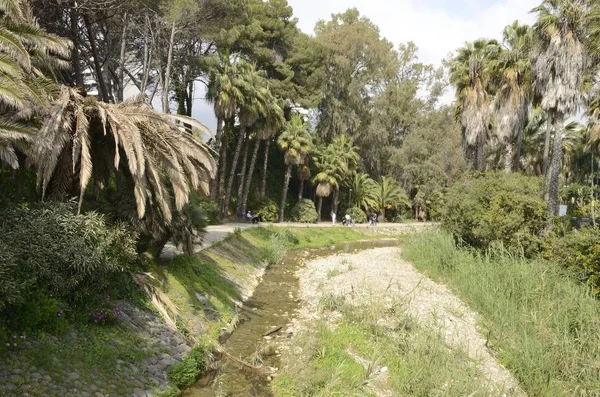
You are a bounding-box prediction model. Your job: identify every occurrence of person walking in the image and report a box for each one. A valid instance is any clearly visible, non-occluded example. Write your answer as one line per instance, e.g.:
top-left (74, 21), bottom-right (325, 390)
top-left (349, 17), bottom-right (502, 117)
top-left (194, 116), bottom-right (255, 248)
top-left (331, 211), bottom-right (336, 225)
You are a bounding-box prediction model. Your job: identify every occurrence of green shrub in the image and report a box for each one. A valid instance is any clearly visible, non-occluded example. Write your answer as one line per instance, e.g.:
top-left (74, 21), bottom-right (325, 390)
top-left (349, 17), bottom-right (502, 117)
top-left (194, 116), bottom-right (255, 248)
top-left (167, 346), bottom-right (206, 389)
top-left (543, 228), bottom-right (600, 294)
top-left (441, 172), bottom-right (548, 255)
top-left (0, 202), bottom-right (138, 312)
top-left (345, 207), bottom-right (367, 224)
top-left (3, 291), bottom-right (68, 334)
top-left (250, 196), bottom-right (279, 222)
top-left (291, 199), bottom-right (318, 223)
top-left (196, 197), bottom-right (219, 225)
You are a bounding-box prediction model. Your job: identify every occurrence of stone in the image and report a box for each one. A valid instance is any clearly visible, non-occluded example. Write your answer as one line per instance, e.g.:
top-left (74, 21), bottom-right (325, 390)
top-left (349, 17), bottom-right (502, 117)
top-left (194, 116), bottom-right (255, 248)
top-left (380, 366), bottom-right (388, 373)
top-left (12, 368), bottom-right (21, 374)
top-left (5, 383), bottom-right (16, 391)
top-left (31, 372), bottom-right (42, 380)
top-left (176, 344), bottom-right (191, 354)
top-left (94, 393), bottom-right (104, 397)
top-left (133, 387), bottom-right (146, 396)
top-left (69, 372), bottom-right (80, 380)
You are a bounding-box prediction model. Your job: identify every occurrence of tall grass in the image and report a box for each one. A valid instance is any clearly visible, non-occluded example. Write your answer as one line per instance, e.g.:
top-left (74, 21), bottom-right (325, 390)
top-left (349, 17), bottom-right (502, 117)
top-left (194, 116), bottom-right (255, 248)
top-left (402, 232), bottom-right (600, 396)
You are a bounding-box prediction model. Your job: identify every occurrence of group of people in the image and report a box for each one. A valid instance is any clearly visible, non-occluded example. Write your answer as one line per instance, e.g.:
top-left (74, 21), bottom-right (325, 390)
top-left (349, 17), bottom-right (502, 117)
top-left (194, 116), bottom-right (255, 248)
top-left (330, 212), bottom-right (378, 227)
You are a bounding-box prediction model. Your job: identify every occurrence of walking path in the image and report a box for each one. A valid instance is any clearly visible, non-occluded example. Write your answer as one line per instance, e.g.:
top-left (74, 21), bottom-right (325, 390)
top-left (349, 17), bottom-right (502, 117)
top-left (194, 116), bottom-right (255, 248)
top-left (161, 222), bottom-right (437, 260)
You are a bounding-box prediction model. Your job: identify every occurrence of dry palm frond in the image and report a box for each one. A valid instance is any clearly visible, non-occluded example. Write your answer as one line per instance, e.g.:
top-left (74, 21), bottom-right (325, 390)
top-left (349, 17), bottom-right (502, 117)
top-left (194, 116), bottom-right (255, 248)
top-left (35, 87), bottom-right (216, 221)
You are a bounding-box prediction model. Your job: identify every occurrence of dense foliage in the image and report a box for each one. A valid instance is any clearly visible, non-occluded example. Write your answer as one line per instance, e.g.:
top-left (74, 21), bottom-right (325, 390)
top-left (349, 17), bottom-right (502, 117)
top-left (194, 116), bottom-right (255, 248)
top-left (442, 173), bottom-right (548, 255)
top-left (291, 199), bottom-right (318, 223)
top-left (345, 207), bottom-right (367, 224)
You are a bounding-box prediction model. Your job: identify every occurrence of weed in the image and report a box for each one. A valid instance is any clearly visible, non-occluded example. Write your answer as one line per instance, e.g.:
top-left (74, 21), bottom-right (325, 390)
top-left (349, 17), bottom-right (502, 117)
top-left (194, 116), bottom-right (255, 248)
top-left (167, 346), bottom-right (206, 389)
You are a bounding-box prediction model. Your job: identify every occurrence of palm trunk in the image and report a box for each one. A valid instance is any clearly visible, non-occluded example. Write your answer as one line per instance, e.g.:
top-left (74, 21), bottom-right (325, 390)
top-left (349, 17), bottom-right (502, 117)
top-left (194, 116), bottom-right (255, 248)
top-left (241, 138), bottom-right (261, 217)
top-left (298, 179), bottom-right (304, 201)
top-left (547, 113), bottom-right (564, 228)
top-left (70, 7), bottom-right (84, 88)
top-left (83, 14), bottom-right (110, 103)
top-left (279, 164), bottom-right (292, 222)
top-left (333, 188), bottom-right (339, 213)
top-left (504, 142), bottom-right (513, 173)
top-left (210, 117), bottom-right (224, 200)
top-left (260, 139), bottom-right (271, 197)
top-left (218, 129), bottom-right (228, 219)
top-left (224, 126), bottom-right (246, 220)
top-left (476, 135), bottom-right (485, 171)
top-left (592, 153), bottom-right (596, 227)
top-left (542, 117), bottom-right (552, 177)
top-left (162, 20), bottom-right (176, 114)
top-left (317, 196), bottom-right (323, 222)
top-left (117, 13), bottom-right (128, 102)
top-left (235, 134), bottom-right (250, 220)
top-left (515, 129), bottom-right (524, 172)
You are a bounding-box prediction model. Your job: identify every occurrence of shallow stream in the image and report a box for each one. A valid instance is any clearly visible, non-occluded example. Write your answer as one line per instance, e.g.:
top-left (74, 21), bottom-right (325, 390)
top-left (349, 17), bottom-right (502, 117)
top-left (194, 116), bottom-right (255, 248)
top-left (184, 239), bottom-right (400, 397)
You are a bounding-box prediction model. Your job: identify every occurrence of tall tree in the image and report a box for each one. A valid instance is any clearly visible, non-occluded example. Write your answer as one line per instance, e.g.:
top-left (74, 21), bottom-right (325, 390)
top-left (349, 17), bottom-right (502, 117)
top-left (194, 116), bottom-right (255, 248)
top-left (532, 0), bottom-right (593, 223)
top-left (328, 134), bottom-right (359, 214)
top-left (449, 39), bottom-right (497, 171)
top-left (277, 114), bottom-right (312, 222)
top-left (373, 176), bottom-right (410, 220)
top-left (490, 21), bottom-right (532, 172)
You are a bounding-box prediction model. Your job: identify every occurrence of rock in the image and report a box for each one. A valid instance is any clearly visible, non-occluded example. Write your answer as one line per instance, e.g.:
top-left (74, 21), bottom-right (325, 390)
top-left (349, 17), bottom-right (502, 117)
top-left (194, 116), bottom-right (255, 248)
top-left (133, 387), bottom-right (146, 396)
top-left (43, 375), bottom-right (52, 382)
top-left (176, 344), bottom-right (191, 354)
top-left (10, 374), bottom-right (24, 383)
top-left (5, 383), bottom-right (16, 391)
top-left (68, 372), bottom-right (80, 380)
top-left (12, 368), bottom-right (21, 374)
top-left (94, 393), bottom-right (104, 397)
top-left (31, 372), bottom-right (42, 380)
top-left (380, 366), bottom-right (388, 373)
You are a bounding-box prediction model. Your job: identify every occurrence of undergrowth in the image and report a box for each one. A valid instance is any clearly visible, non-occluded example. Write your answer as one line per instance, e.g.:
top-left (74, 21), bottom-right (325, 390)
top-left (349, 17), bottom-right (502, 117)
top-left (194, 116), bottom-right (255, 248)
top-left (402, 232), bottom-right (600, 396)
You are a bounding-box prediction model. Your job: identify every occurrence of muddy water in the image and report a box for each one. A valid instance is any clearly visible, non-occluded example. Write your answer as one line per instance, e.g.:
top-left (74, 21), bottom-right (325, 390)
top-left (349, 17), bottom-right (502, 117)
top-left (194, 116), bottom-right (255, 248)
top-left (184, 239), bottom-right (400, 397)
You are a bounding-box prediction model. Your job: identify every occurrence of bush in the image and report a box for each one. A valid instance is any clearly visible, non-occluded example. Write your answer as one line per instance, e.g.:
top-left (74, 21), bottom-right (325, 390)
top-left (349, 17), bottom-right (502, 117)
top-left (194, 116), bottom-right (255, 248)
top-left (291, 199), bottom-right (318, 223)
top-left (543, 228), bottom-right (600, 294)
top-left (197, 197), bottom-right (219, 225)
top-left (345, 207), bottom-right (367, 224)
top-left (441, 172), bottom-right (548, 256)
top-left (250, 196), bottom-right (279, 222)
top-left (0, 202), bottom-right (138, 312)
top-left (167, 346), bottom-right (206, 389)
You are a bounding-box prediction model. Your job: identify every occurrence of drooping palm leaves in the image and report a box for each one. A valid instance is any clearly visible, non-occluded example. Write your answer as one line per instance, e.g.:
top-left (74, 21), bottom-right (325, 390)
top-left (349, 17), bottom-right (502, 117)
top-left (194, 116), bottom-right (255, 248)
top-left (312, 143), bottom-right (346, 221)
top-left (35, 87), bottom-right (216, 222)
top-left (278, 114), bottom-right (312, 222)
top-left (0, 0), bottom-right (70, 168)
top-left (346, 173), bottom-right (377, 212)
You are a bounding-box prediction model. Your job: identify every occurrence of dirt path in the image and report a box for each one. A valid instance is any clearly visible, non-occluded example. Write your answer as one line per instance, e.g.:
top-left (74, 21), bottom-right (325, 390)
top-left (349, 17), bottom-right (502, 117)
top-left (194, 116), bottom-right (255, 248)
top-left (292, 247), bottom-right (523, 396)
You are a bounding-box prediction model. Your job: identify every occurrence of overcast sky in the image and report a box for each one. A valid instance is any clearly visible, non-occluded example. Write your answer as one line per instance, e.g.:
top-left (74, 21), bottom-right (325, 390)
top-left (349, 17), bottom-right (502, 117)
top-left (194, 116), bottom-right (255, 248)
top-left (192, 0), bottom-right (540, 131)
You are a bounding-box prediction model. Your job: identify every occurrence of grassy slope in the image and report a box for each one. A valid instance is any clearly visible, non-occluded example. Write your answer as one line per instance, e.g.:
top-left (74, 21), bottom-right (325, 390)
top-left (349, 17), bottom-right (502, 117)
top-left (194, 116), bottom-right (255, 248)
top-left (402, 232), bottom-right (600, 396)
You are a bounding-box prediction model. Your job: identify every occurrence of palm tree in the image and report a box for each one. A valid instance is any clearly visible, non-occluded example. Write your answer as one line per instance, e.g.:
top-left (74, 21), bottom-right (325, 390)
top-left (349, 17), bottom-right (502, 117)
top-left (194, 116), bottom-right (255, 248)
top-left (223, 64), bottom-right (268, 219)
top-left (449, 39), bottom-right (497, 171)
top-left (312, 144), bottom-right (345, 221)
top-left (239, 93), bottom-right (284, 218)
top-left (0, 0), bottom-right (70, 168)
top-left (206, 53), bottom-right (246, 201)
top-left (531, 0), bottom-right (593, 223)
top-left (297, 158), bottom-right (311, 200)
top-left (373, 176), bottom-right (410, 220)
top-left (490, 21), bottom-right (532, 172)
top-left (277, 114), bottom-right (312, 222)
top-left (329, 134), bottom-right (360, 213)
top-left (346, 173), bottom-right (378, 212)
top-left (35, 87), bottom-right (216, 221)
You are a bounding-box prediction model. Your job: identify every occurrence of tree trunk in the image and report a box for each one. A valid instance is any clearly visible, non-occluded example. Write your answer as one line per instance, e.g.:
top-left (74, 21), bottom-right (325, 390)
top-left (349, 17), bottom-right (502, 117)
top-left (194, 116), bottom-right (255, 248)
top-left (241, 138), bottom-right (261, 217)
top-left (224, 126), bottom-right (246, 220)
top-left (317, 196), bottom-right (323, 222)
top-left (475, 135), bottom-right (485, 171)
top-left (333, 188), bottom-right (339, 214)
top-left (235, 133), bottom-right (250, 220)
top-left (504, 142), bottom-right (513, 173)
top-left (515, 129), bottom-right (524, 172)
top-left (210, 117), bottom-right (224, 200)
top-left (70, 7), bottom-right (84, 88)
top-left (298, 178), bottom-right (304, 201)
top-left (162, 20), bottom-right (176, 114)
top-left (542, 117), bottom-right (552, 177)
top-left (218, 129), bottom-right (228, 219)
top-left (260, 139), bottom-right (271, 197)
top-left (547, 113), bottom-right (564, 229)
top-left (592, 153), bottom-right (596, 227)
top-left (117, 13), bottom-right (128, 102)
top-left (279, 164), bottom-right (292, 222)
top-left (83, 14), bottom-right (110, 103)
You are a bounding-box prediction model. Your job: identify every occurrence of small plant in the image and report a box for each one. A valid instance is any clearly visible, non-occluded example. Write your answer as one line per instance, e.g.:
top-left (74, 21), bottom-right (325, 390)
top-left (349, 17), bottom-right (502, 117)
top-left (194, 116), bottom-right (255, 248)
top-left (319, 293), bottom-right (347, 312)
top-left (167, 347), bottom-right (206, 389)
top-left (233, 227), bottom-right (243, 237)
top-left (87, 296), bottom-right (122, 325)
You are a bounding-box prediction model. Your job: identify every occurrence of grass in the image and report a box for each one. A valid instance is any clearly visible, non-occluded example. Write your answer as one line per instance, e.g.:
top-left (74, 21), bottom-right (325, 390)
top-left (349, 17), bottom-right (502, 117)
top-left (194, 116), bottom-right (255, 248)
top-left (273, 291), bottom-right (489, 396)
top-left (402, 232), bottom-right (600, 396)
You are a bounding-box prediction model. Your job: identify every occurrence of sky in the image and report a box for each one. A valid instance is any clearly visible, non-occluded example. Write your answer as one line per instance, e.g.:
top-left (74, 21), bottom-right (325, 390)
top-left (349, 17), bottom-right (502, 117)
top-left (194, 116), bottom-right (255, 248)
top-left (192, 0), bottom-right (540, 132)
